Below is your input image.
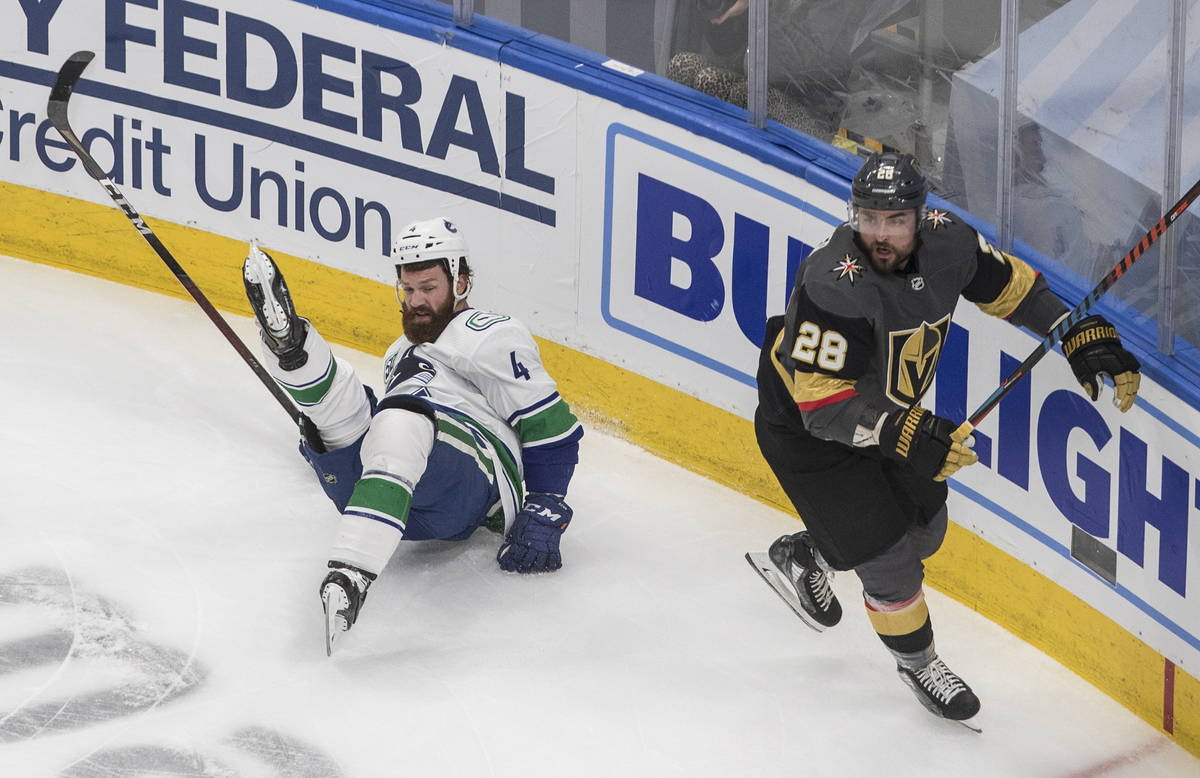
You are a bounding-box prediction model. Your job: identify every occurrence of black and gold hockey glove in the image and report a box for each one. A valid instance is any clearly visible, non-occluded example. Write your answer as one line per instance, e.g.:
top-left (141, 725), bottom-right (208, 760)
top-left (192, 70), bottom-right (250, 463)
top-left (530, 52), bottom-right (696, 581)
top-left (878, 406), bottom-right (978, 482)
top-left (1062, 315), bottom-right (1141, 412)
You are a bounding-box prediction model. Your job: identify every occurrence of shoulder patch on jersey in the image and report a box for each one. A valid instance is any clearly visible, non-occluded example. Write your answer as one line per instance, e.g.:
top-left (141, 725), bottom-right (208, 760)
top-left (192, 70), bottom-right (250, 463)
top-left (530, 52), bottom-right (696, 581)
top-left (831, 254), bottom-right (864, 284)
top-left (924, 209), bottom-right (953, 229)
top-left (465, 312), bottom-right (511, 331)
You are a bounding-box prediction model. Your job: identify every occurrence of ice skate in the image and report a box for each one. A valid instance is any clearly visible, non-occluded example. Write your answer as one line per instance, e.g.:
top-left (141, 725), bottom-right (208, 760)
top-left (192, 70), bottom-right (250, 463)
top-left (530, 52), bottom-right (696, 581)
top-left (320, 563), bottom-right (375, 656)
top-left (746, 531), bottom-right (842, 631)
top-left (769, 532), bottom-right (842, 629)
top-left (243, 241), bottom-right (308, 369)
top-left (896, 655), bottom-right (981, 723)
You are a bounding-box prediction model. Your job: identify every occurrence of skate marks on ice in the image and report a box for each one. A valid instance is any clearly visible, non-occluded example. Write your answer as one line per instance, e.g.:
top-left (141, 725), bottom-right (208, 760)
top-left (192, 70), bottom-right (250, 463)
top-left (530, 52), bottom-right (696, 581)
top-left (0, 566), bottom-right (204, 741)
top-left (58, 728), bottom-right (343, 778)
top-left (0, 567), bottom-right (340, 776)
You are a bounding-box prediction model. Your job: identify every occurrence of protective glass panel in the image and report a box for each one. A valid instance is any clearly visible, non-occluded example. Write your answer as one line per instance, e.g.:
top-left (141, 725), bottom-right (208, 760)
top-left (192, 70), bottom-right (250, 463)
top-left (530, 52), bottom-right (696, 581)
top-left (1175, 3), bottom-right (1200, 367)
top-left (756, 1), bottom-right (999, 217)
top-left (479, 0), bottom-right (672, 74)
top-left (1012, 1), bottom-right (1190, 360)
top-left (663, 2), bottom-right (753, 111)
top-left (1011, 1), bottom-right (1182, 359)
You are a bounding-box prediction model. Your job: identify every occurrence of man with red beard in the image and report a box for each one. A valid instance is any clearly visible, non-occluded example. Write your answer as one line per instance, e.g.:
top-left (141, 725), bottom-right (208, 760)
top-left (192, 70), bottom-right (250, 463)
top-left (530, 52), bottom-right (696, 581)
top-left (751, 152), bottom-right (1141, 724)
top-left (243, 217), bottom-right (582, 655)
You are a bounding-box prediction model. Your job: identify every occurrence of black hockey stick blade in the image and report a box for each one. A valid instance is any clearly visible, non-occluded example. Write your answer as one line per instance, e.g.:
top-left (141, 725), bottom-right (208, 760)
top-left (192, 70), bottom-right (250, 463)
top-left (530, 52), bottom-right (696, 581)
top-left (745, 552), bottom-right (826, 632)
top-left (47, 51), bottom-right (106, 180)
top-left (44, 51), bottom-right (326, 451)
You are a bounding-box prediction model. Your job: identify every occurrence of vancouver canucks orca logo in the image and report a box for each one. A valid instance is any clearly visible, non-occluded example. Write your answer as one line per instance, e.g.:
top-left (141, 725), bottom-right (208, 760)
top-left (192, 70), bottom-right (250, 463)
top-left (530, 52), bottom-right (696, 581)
top-left (386, 346), bottom-right (437, 393)
top-left (885, 314), bottom-right (951, 406)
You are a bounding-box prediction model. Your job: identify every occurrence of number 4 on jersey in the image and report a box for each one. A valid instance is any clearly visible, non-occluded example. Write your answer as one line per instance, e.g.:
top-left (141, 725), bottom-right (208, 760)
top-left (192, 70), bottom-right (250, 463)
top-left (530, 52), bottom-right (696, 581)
top-left (510, 350), bottom-right (531, 380)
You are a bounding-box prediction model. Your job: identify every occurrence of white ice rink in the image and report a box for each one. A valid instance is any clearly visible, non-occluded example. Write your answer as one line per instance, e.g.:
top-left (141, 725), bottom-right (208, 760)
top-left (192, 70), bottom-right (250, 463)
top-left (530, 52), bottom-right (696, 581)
top-left (1, 255), bottom-right (1197, 777)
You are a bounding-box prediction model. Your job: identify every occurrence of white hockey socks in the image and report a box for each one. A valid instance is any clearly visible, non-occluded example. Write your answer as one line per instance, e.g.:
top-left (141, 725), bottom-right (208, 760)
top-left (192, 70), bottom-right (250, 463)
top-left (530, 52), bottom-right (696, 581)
top-left (260, 325), bottom-right (371, 449)
top-left (329, 409), bottom-right (436, 573)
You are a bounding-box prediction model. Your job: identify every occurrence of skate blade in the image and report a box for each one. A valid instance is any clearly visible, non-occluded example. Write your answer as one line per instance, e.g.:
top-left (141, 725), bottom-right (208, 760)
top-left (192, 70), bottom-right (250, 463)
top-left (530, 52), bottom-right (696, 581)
top-left (322, 584), bottom-right (349, 657)
top-left (243, 251), bottom-right (289, 335)
top-left (898, 672), bottom-right (983, 733)
top-left (745, 552), bottom-right (826, 633)
top-left (954, 718), bottom-right (982, 734)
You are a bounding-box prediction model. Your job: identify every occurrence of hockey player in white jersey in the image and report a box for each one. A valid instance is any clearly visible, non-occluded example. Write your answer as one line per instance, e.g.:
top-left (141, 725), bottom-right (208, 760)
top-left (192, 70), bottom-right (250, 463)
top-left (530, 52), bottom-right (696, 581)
top-left (243, 217), bottom-right (583, 655)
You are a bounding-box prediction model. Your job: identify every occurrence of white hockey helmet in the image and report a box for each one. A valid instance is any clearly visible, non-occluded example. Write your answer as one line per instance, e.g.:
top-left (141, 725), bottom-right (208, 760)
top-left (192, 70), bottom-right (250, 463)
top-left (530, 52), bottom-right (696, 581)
top-left (392, 217), bottom-right (472, 302)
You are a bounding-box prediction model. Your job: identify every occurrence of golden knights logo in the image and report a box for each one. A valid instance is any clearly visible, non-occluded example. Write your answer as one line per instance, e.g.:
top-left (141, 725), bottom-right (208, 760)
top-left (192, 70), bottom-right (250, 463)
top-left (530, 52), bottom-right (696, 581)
top-left (924, 209), bottom-right (953, 229)
top-left (885, 315), bottom-right (951, 405)
top-left (831, 254), bottom-right (864, 283)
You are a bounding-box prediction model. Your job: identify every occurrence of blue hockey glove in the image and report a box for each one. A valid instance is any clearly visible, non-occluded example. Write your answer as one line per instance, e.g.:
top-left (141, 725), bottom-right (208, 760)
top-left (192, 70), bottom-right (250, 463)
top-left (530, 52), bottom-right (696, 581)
top-left (497, 493), bottom-right (573, 573)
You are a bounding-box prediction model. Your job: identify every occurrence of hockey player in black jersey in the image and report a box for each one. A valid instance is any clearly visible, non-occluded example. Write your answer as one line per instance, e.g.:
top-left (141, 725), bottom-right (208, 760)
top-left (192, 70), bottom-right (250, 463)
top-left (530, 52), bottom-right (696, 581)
top-left (753, 152), bottom-right (1141, 723)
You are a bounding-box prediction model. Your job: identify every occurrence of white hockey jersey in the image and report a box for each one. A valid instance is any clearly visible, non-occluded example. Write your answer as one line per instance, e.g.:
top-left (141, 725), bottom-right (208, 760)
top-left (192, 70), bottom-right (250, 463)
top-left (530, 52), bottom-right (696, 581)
top-left (380, 308), bottom-right (581, 521)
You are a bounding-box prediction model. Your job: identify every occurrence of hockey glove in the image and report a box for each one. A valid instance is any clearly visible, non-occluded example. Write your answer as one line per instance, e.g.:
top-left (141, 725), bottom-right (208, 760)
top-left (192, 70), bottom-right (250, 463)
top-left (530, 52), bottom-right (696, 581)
top-left (1062, 315), bottom-right (1141, 412)
top-left (878, 406), bottom-right (978, 482)
top-left (497, 493), bottom-right (573, 573)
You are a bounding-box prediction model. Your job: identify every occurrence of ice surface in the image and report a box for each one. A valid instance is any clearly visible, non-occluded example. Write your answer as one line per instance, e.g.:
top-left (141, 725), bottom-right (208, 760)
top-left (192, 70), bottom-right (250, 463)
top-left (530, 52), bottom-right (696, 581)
top-left (1, 255), bottom-right (1196, 777)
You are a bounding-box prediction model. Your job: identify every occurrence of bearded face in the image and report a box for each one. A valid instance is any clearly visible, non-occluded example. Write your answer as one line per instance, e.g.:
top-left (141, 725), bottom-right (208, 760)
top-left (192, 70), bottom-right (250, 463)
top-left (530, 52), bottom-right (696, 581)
top-left (401, 296), bottom-right (455, 344)
top-left (398, 264), bottom-right (462, 344)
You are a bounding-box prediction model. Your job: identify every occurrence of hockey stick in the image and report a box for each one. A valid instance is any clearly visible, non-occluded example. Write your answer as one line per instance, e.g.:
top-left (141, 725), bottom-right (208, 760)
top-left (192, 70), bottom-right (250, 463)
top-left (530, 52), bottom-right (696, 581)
top-left (959, 174), bottom-right (1200, 436)
top-left (47, 50), bottom-right (326, 451)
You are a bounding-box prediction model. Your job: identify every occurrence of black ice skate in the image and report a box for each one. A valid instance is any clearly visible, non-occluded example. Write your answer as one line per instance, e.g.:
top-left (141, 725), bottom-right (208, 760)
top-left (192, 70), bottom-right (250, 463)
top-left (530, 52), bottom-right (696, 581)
top-left (243, 241), bottom-right (308, 370)
top-left (320, 563), bottom-right (376, 656)
top-left (770, 532), bottom-right (842, 629)
top-left (896, 655), bottom-right (981, 722)
top-left (746, 532), bottom-right (842, 632)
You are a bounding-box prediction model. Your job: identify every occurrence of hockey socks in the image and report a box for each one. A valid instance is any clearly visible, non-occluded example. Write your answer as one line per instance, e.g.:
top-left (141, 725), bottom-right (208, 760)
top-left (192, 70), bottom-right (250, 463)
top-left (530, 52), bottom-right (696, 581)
top-left (866, 590), bottom-right (933, 655)
top-left (257, 325), bottom-right (372, 449)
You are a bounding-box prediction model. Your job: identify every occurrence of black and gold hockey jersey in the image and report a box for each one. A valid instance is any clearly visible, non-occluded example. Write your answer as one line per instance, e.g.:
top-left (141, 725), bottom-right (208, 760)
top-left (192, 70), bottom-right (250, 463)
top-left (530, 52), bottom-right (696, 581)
top-left (759, 208), bottom-right (1068, 447)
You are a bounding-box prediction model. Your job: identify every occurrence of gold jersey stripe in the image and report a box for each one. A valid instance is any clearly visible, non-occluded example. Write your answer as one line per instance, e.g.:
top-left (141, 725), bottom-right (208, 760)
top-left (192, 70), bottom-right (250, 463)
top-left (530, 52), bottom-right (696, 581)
top-left (975, 251), bottom-right (1038, 319)
top-left (768, 327), bottom-right (795, 395)
top-left (793, 371), bottom-right (858, 406)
